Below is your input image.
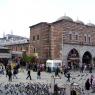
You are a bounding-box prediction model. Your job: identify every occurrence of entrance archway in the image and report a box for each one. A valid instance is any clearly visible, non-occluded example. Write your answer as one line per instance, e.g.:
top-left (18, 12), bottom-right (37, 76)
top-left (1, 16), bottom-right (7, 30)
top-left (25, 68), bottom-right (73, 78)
top-left (82, 51), bottom-right (92, 67)
top-left (67, 48), bottom-right (79, 69)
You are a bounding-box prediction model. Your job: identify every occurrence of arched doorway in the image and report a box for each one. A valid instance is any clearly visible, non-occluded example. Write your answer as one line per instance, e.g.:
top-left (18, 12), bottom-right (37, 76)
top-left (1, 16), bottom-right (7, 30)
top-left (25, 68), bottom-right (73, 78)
top-left (82, 51), bottom-right (92, 68)
top-left (67, 49), bottom-right (79, 69)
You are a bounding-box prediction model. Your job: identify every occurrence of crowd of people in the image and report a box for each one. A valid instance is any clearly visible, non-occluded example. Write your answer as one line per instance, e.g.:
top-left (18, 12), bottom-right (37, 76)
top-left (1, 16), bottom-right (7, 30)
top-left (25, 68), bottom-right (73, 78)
top-left (0, 59), bottom-right (43, 82)
top-left (0, 58), bottom-right (95, 95)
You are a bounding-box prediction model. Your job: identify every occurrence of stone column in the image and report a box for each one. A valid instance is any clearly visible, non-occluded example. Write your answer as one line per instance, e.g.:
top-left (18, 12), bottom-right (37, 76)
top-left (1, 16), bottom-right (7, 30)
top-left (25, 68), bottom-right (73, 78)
top-left (91, 58), bottom-right (94, 67)
top-left (79, 56), bottom-right (83, 67)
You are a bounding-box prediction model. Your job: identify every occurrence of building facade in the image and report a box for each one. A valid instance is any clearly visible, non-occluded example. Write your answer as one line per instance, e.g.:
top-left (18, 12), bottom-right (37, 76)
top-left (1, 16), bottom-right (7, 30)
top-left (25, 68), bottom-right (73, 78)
top-left (0, 34), bottom-right (30, 58)
top-left (0, 46), bottom-right (11, 58)
top-left (30, 16), bottom-right (95, 67)
top-left (30, 22), bottom-right (51, 61)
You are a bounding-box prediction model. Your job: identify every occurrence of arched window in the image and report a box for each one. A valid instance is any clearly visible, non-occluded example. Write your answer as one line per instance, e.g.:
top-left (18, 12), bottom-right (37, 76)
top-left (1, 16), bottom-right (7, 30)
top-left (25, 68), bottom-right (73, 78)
top-left (84, 34), bottom-right (87, 42)
top-left (88, 35), bottom-right (91, 43)
top-left (75, 33), bottom-right (79, 40)
top-left (37, 35), bottom-right (39, 40)
top-left (68, 32), bottom-right (72, 40)
top-left (33, 36), bottom-right (35, 41)
top-left (33, 48), bottom-right (36, 53)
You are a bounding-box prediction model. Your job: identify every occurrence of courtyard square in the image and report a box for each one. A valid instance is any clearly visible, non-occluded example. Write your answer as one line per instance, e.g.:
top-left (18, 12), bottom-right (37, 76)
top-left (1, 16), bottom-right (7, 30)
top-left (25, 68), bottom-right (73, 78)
top-left (0, 68), bottom-right (95, 95)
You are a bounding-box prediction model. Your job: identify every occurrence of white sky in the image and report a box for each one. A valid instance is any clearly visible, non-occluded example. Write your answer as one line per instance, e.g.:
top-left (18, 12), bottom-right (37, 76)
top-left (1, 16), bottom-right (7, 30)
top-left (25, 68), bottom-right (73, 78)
top-left (0, 0), bottom-right (95, 38)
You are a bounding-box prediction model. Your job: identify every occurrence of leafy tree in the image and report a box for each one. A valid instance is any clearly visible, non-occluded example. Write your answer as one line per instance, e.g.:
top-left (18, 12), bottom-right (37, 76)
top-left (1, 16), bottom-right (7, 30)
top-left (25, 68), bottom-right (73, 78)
top-left (23, 55), bottom-right (31, 63)
top-left (22, 55), bottom-right (37, 63)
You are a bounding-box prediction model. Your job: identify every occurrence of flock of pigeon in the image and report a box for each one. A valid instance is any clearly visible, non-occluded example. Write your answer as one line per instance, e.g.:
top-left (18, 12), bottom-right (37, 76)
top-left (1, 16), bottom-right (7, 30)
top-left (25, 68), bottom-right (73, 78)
top-left (0, 82), bottom-right (50, 95)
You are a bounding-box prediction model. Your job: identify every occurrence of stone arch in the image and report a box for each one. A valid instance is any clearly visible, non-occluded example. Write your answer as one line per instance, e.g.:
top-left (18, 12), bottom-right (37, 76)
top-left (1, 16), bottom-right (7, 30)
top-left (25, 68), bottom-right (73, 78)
top-left (67, 48), bottom-right (80, 69)
top-left (82, 51), bottom-right (92, 67)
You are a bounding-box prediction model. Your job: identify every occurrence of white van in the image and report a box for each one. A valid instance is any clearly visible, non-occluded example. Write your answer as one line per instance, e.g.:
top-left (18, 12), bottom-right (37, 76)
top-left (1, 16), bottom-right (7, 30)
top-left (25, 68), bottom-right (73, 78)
top-left (46, 60), bottom-right (62, 72)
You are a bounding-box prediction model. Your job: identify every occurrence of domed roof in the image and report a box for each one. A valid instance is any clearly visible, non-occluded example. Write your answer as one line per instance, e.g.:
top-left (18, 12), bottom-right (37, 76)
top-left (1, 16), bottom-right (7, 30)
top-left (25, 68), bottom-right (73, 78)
top-left (87, 23), bottom-right (95, 27)
top-left (76, 20), bottom-right (84, 24)
top-left (57, 16), bottom-right (73, 21)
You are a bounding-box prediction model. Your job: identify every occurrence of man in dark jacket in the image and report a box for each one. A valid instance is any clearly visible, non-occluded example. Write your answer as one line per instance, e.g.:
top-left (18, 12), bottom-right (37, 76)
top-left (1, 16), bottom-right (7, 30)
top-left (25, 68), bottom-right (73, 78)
top-left (54, 84), bottom-right (60, 95)
top-left (67, 72), bottom-right (70, 82)
top-left (26, 69), bottom-right (32, 80)
top-left (37, 69), bottom-right (41, 79)
top-left (85, 78), bottom-right (90, 95)
top-left (8, 69), bottom-right (12, 81)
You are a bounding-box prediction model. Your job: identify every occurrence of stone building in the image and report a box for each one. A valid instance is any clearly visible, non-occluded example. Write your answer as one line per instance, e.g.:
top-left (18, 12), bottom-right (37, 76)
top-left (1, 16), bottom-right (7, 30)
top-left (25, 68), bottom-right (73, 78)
top-left (30, 23), bottom-right (51, 62)
top-left (30, 16), bottom-right (95, 67)
top-left (0, 34), bottom-right (30, 58)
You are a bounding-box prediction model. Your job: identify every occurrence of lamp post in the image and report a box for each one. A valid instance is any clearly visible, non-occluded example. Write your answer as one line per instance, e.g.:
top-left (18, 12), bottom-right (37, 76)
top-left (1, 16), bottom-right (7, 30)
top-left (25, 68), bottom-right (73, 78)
top-left (62, 32), bottom-right (64, 66)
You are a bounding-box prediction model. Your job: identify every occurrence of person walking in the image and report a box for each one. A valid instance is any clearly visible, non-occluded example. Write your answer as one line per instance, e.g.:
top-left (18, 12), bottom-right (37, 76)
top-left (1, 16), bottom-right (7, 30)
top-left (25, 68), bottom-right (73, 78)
top-left (37, 69), bottom-right (41, 79)
top-left (6, 64), bottom-right (12, 81)
top-left (90, 75), bottom-right (94, 87)
top-left (89, 65), bottom-right (92, 73)
top-left (55, 66), bottom-right (60, 78)
top-left (0, 65), bottom-right (4, 75)
top-left (67, 72), bottom-right (70, 82)
top-left (8, 69), bottom-right (12, 81)
top-left (81, 64), bottom-right (84, 73)
top-left (54, 84), bottom-right (59, 95)
top-left (13, 66), bottom-right (18, 79)
top-left (6, 64), bottom-right (11, 77)
top-left (64, 67), bottom-right (68, 77)
top-left (26, 69), bottom-right (32, 80)
top-left (85, 78), bottom-right (90, 95)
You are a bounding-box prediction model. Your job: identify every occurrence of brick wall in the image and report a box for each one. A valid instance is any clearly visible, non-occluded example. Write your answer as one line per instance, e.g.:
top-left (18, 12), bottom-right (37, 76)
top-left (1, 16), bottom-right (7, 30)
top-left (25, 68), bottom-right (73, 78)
top-left (30, 22), bottom-right (51, 61)
top-left (30, 19), bottom-right (95, 61)
top-left (51, 19), bottom-right (95, 59)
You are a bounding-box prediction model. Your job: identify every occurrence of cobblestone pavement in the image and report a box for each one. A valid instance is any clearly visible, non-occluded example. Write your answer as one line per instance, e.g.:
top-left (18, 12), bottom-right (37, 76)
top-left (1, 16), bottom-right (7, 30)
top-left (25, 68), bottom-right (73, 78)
top-left (0, 69), bottom-right (95, 95)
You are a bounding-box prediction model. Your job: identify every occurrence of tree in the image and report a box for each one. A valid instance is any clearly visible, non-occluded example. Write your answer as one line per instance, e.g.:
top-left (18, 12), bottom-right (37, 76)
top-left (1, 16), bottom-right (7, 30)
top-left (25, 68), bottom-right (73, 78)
top-left (22, 55), bottom-right (37, 63)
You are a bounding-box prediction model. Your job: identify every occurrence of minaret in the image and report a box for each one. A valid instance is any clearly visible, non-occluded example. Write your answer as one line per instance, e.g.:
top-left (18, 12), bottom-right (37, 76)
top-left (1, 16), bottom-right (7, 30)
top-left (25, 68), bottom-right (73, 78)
top-left (10, 29), bottom-right (13, 35)
top-left (3, 32), bottom-right (5, 38)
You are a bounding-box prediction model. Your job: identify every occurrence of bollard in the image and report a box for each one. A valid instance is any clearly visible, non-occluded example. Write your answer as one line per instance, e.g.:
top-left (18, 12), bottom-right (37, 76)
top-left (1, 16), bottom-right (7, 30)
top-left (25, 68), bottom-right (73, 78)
top-left (51, 75), bottom-right (55, 95)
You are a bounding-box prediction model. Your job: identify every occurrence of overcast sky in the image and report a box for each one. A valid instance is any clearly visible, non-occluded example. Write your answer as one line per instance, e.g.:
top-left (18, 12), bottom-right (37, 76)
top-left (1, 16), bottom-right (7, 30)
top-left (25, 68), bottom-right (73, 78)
top-left (0, 0), bottom-right (95, 38)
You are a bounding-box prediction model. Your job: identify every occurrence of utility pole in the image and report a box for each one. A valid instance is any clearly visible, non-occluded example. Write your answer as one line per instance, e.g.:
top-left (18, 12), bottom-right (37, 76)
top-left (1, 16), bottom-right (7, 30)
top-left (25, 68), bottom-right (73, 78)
top-left (62, 32), bottom-right (64, 66)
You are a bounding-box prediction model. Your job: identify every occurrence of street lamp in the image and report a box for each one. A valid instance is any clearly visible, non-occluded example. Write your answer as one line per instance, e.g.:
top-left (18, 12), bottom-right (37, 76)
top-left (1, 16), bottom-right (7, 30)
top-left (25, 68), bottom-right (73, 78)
top-left (62, 32), bottom-right (64, 66)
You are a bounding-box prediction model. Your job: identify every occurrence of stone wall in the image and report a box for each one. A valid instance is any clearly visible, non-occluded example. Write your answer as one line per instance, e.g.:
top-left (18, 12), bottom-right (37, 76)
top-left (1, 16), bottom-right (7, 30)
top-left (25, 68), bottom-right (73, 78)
top-left (30, 22), bottom-right (51, 61)
top-left (50, 19), bottom-right (95, 59)
top-left (29, 19), bottom-right (95, 64)
top-left (62, 44), bottom-right (95, 66)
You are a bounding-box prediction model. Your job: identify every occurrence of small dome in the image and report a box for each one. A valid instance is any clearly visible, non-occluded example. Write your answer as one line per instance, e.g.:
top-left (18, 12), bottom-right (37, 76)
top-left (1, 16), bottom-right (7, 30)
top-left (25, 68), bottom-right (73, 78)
top-left (57, 16), bottom-right (73, 21)
top-left (87, 23), bottom-right (95, 27)
top-left (76, 20), bottom-right (84, 24)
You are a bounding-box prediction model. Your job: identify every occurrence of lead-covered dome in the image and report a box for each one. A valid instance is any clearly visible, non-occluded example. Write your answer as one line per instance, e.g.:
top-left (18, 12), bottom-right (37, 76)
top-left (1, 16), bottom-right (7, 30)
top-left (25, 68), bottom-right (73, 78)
top-left (57, 16), bottom-right (73, 21)
top-left (87, 23), bottom-right (95, 27)
top-left (76, 20), bottom-right (84, 24)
